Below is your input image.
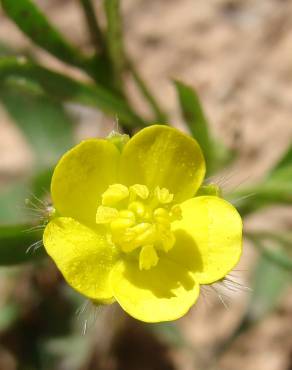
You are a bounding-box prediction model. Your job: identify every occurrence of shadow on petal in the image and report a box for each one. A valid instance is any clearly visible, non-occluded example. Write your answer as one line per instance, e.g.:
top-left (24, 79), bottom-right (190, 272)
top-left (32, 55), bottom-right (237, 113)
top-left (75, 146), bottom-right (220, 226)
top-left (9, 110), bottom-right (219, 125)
top-left (121, 257), bottom-right (196, 300)
top-left (166, 229), bottom-right (204, 275)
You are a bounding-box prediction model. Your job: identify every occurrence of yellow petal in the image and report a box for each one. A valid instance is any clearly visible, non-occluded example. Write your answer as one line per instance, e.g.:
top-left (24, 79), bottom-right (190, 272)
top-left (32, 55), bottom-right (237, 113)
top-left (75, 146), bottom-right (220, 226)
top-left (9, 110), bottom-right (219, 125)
top-left (172, 196), bottom-right (242, 284)
top-left (111, 259), bottom-right (200, 322)
top-left (119, 125), bottom-right (206, 203)
top-left (43, 217), bottom-right (119, 302)
top-left (51, 139), bottom-right (120, 226)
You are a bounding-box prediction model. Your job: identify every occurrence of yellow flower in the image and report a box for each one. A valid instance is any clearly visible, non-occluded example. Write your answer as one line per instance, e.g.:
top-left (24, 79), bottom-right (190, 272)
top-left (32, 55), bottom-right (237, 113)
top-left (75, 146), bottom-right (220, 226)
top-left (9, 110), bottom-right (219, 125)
top-left (43, 125), bottom-right (242, 323)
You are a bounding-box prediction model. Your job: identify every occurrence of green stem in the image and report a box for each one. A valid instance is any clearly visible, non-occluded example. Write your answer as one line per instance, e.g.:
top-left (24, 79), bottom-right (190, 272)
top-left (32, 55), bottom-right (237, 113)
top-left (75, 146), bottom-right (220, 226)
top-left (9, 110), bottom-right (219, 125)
top-left (103, 0), bottom-right (167, 122)
top-left (127, 61), bottom-right (168, 122)
top-left (79, 0), bottom-right (105, 53)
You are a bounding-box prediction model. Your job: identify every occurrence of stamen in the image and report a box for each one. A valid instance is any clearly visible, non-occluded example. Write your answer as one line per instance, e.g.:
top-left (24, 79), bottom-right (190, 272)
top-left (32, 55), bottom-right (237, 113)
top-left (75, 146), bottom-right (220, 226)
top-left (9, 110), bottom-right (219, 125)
top-left (154, 187), bottom-right (174, 204)
top-left (128, 201), bottom-right (145, 218)
top-left (102, 184), bottom-right (129, 206)
top-left (139, 245), bottom-right (159, 270)
top-left (130, 184), bottom-right (149, 200)
top-left (96, 206), bottom-right (119, 224)
top-left (96, 184), bottom-right (181, 270)
top-left (170, 205), bottom-right (182, 221)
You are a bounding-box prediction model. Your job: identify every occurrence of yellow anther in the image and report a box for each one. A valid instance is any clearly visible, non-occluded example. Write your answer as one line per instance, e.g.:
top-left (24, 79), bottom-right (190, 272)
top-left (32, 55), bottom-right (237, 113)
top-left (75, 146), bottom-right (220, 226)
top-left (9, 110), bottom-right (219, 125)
top-left (119, 210), bottom-right (136, 223)
top-left (135, 225), bottom-right (156, 245)
top-left (110, 218), bottom-right (135, 233)
top-left (170, 205), bottom-right (182, 221)
top-left (143, 209), bottom-right (152, 222)
top-left (153, 208), bottom-right (168, 217)
top-left (128, 201), bottom-right (145, 218)
top-left (130, 222), bottom-right (152, 236)
top-left (160, 230), bottom-right (175, 252)
top-left (139, 245), bottom-right (159, 270)
top-left (155, 217), bottom-right (170, 226)
top-left (97, 183), bottom-right (178, 269)
top-left (117, 229), bottom-right (139, 253)
top-left (130, 184), bottom-right (149, 200)
top-left (96, 206), bottom-right (118, 224)
top-left (153, 208), bottom-right (170, 225)
top-left (102, 184), bottom-right (129, 206)
top-left (154, 187), bottom-right (174, 204)
top-left (120, 229), bottom-right (136, 245)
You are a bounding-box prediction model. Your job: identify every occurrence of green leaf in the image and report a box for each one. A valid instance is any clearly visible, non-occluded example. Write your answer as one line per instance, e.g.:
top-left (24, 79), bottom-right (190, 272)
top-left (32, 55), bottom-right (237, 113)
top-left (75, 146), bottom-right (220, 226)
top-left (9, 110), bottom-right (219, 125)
top-left (0, 183), bottom-right (29, 224)
top-left (272, 145), bottom-right (292, 173)
top-left (229, 145), bottom-right (292, 216)
top-left (230, 180), bottom-right (292, 216)
top-left (0, 57), bottom-right (145, 127)
top-left (146, 322), bottom-right (186, 347)
top-left (175, 81), bottom-right (211, 154)
top-left (0, 168), bottom-right (52, 227)
top-left (0, 224), bottom-right (45, 265)
top-left (31, 168), bottom-right (53, 198)
top-left (0, 0), bottom-right (89, 68)
top-left (174, 80), bottom-right (232, 174)
top-left (40, 335), bottom-right (90, 370)
top-left (250, 233), bottom-right (292, 270)
top-left (227, 249), bottom-right (290, 344)
top-left (0, 83), bottom-right (74, 170)
top-left (265, 145), bottom-right (292, 184)
top-left (0, 174), bottom-right (50, 265)
top-left (0, 0), bottom-right (114, 86)
top-left (0, 301), bottom-right (20, 331)
top-left (247, 253), bottom-right (289, 322)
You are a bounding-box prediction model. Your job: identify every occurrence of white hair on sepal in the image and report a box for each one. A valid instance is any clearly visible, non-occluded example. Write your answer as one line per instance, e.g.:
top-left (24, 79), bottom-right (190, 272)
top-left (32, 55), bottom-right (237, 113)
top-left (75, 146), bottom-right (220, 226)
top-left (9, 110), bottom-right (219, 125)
top-left (229, 192), bottom-right (256, 206)
top-left (23, 191), bottom-right (55, 226)
top-left (203, 170), bottom-right (257, 211)
top-left (205, 170), bottom-right (253, 196)
top-left (114, 115), bottom-right (120, 132)
top-left (220, 273), bottom-right (251, 293)
top-left (22, 191), bottom-right (55, 255)
top-left (201, 272), bottom-right (251, 310)
top-left (76, 299), bottom-right (104, 336)
top-left (200, 284), bottom-right (232, 310)
top-left (106, 116), bottom-right (122, 139)
top-left (25, 239), bottom-right (43, 254)
top-left (204, 168), bottom-right (242, 190)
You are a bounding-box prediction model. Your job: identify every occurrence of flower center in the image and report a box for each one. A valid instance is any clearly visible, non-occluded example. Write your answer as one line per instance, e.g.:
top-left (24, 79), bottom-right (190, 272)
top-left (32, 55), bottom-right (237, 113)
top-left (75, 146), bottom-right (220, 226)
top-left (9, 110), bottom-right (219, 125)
top-left (96, 184), bottom-right (182, 270)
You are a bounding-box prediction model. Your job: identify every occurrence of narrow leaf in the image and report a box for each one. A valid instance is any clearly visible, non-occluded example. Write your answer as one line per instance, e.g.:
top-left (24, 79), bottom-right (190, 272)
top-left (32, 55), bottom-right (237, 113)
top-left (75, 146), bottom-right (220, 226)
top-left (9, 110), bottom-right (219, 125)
top-left (0, 224), bottom-right (45, 265)
top-left (174, 80), bottom-right (231, 173)
top-left (1, 0), bottom-right (87, 69)
top-left (230, 179), bottom-right (292, 216)
top-left (247, 253), bottom-right (289, 321)
top-left (272, 145), bottom-right (292, 173)
top-left (0, 183), bottom-right (29, 224)
top-left (0, 57), bottom-right (145, 127)
top-left (0, 84), bottom-right (74, 170)
top-left (229, 144), bottom-right (292, 216)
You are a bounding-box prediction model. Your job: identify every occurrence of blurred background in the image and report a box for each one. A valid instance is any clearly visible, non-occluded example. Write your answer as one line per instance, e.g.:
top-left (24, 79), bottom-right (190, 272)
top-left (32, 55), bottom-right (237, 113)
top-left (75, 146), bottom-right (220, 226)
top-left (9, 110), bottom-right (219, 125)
top-left (0, 0), bottom-right (292, 369)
